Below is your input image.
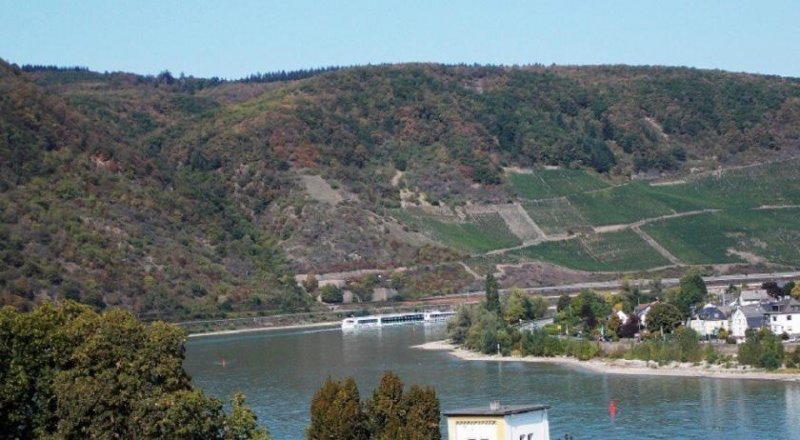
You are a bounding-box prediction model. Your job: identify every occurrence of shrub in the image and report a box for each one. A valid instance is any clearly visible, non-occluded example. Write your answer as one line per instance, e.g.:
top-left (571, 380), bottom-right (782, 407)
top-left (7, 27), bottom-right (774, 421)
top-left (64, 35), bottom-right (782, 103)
top-left (520, 330), bottom-right (564, 357)
top-left (624, 328), bottom-right (702, 365)
top-left (738, 328), bottom-right (784, 370)
top-left (564, 339), bottom-right (600, 360)
top-left (320, 285), bottom-right (344, 303)
top-left (784, 347), bottom-right (800, 369)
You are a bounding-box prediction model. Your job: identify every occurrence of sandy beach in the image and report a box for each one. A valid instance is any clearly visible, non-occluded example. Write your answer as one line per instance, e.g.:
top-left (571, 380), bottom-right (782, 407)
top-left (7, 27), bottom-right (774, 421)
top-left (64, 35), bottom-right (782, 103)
top-left (187, 321), bottom-right (340, 338)
top-left (414, 340), bottom-right (800, 382)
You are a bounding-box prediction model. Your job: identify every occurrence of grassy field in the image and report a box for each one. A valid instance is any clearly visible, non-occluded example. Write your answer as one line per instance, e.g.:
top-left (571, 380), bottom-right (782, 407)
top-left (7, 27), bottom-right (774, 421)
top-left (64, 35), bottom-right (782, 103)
top-left (392, 209), bottom-right (520, 253)
top-left (510, 230), bottom-right (670, 272)
top-left (508, 169), bottom-right (609, 200)
top-left (644, 208), bottom-right (800, 266)
top-left (523, 198), bottom-right (590, 235)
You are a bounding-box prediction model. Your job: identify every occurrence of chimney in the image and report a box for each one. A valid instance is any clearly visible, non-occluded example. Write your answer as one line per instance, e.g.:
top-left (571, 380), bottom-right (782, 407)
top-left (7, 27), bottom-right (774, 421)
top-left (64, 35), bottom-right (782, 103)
top-left (489, 401), bottom-right (500, 411)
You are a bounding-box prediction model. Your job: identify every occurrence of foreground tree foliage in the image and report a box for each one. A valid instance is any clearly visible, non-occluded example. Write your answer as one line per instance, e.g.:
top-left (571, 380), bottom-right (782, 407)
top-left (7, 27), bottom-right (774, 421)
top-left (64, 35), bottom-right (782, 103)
top-left (0, 302), bottom-right (269, 439)
top-left (307, 372), bottom-right (440, 440)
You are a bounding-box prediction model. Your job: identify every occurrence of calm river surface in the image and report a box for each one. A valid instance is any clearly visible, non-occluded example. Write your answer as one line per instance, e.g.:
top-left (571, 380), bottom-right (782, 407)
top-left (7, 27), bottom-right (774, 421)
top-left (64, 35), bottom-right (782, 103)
top-left (185, 325), bottom-right (800, 439)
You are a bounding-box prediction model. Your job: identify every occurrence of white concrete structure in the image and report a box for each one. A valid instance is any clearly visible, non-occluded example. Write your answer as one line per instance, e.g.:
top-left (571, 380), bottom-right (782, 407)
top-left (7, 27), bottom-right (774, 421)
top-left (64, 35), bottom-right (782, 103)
top-left (445, 402), bottom-right (550, 440)
top-left (764, 298), bottom-right (800, 336)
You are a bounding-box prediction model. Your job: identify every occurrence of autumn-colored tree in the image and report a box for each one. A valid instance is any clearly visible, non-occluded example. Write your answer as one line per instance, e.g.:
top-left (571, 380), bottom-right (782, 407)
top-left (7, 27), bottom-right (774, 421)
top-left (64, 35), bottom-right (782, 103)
top-left (303, 273), bottom-right (319, 293)
top-left (791, 283), bottom-right (800, 300)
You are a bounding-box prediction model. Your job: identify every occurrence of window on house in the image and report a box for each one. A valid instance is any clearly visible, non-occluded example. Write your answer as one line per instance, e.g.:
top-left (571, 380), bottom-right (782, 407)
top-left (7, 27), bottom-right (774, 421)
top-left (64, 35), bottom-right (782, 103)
top-left (528, 434), bottom-right (533, 440)
top-left (773, 316), bottom-right (777, 322)
top-left (520, 435), bottom-right (525, 440)
top-left (788, 315), bottom-right (792, 321)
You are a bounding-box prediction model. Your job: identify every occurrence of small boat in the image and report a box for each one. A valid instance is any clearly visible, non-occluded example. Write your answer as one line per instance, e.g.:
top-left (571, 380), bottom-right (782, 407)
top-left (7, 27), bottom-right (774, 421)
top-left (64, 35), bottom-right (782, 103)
top-left (341, 310), bottom-right (455, 329)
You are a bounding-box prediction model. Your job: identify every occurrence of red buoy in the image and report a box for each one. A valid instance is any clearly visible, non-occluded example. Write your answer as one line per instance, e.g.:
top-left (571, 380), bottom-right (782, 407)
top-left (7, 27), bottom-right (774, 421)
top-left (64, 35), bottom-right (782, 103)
top-left (609, 400), bottom-right (617, 419)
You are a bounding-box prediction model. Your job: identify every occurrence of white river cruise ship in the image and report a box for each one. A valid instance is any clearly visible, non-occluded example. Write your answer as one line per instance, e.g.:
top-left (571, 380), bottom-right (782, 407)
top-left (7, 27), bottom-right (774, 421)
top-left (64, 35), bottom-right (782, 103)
top-left (341, 310), bottom-right (456, 329)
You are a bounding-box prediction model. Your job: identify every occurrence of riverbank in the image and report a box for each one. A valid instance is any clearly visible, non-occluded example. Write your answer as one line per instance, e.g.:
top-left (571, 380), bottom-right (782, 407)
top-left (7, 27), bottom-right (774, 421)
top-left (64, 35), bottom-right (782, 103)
top-left (414, 340), bottom-right (800, 382)
top-left (187, 321), bottom-right (339, 338)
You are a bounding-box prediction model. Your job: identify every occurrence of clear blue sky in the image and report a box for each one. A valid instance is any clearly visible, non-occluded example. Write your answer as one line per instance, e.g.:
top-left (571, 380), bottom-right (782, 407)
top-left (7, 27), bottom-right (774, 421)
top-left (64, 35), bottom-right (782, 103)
top-left (2, 0), bottom-right (799, 78)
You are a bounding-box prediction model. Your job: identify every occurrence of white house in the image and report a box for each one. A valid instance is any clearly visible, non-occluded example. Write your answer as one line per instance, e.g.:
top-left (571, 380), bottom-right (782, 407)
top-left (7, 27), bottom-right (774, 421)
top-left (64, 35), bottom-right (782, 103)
top-left (688, 304), bottom-right (731, 337)
top-left (764, 298), bottom-right (800, 337)
top-left (730, 305), bottom-right (765, 339)
top-left (445, 402), bottom-right (550, 440)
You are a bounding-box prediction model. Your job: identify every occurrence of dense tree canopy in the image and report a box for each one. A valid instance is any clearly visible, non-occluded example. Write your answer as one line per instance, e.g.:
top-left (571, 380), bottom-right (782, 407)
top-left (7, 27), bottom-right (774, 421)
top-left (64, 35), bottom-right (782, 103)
top-left (0, 302), bottom-right (269, 439)
top-left (646, 303), bottom-right (684, 334)
top-left (668, 271), bottom-right (708, 317)
top-left (308, 372), bottom-right (440, 440)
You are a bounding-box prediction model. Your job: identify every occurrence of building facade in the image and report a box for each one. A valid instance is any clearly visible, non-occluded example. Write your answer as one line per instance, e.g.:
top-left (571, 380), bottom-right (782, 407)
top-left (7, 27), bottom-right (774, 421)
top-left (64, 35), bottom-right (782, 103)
top-left (730, 305), bottom-right (765, 339)
top-left (764, 298), bottom-right (800, 336)
top-left (445, 402), bottom-right (550, 440)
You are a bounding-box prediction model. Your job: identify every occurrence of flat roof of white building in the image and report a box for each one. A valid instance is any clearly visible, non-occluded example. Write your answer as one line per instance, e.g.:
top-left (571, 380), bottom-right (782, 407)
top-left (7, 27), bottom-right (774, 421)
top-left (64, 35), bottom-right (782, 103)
top-left (445, 404), bottom-right (550, 417)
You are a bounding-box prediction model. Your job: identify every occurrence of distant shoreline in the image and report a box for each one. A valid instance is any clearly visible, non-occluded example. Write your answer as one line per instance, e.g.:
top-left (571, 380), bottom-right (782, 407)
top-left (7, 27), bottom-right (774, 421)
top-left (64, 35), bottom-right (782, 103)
top-left (187, 321), bottom-right (339, 338)
top-left (414, 340), bottom-right (800, 382)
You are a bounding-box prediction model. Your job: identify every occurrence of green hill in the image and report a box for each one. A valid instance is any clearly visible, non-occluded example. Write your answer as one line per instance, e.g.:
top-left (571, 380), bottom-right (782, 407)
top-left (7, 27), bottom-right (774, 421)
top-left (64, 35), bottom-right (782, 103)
top-left (3, 60), bottom-right (800, 318)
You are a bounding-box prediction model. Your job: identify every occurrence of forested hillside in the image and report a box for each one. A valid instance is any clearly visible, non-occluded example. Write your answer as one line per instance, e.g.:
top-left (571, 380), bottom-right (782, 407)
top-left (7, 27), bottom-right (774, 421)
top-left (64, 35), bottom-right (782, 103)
top-left (3, 60), bottom-right (800, 318)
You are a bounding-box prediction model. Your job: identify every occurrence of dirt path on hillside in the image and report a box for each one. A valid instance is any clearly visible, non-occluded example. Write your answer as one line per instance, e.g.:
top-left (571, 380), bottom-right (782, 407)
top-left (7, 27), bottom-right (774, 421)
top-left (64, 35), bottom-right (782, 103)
top-left (464, 203), bottom-right (545, 241)
top-left (391, 170), bottom-right (404, 187)
top-left (756, 204), bottom-right (800, 210)
top-left (593, 208), bottom-right (719, 233)
top-left (459, 262), bottom-right (482, 280)
top-left (632, 226), bottom-right (683, 265)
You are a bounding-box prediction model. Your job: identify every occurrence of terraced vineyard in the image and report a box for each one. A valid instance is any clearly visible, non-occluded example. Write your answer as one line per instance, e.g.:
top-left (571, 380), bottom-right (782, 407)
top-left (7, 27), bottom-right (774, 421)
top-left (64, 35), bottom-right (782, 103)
top-left (509, 230), bottom-right (670, 272)
top-left (508, 169), bottom-right (609, 200)
top-left (644, 208), bottom-right (800, 266)
top-left (396, 159), bottom-right (800, 273)
top-left (391, 209), bottom-right (521, 253)
top-left (567, 183), bottom-right (685, 225)
top-left (522, 198), bottom-right (589, 235)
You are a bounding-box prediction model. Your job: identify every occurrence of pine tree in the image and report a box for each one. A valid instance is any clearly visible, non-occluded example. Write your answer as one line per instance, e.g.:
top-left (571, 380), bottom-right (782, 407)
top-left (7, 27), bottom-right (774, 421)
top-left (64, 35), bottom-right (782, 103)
top-left (366, 371), bottom-right (407, 440)
top-left (307, 377), bottom-right (368, 440)
top-left (333, 378), bottom-right (369, 440)
top-left (401, 385), bottom-right (441, 440)
top-left (485, 273), bottom-right (500, 313)
top-left (307, 377), bottom-right (340, 439)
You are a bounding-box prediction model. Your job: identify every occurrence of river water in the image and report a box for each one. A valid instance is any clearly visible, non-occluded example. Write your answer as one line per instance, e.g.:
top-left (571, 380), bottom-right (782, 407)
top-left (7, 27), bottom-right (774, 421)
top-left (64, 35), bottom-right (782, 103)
top-left (184, 324), bottom-right (800, 439)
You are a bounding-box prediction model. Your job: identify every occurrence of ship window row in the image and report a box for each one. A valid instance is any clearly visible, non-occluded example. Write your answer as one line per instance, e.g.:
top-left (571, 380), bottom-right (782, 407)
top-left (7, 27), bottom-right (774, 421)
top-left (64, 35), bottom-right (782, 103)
top-left (381, 314), bottom-right (424, 323)
top-left (357, 319), bottom-right (379, 324)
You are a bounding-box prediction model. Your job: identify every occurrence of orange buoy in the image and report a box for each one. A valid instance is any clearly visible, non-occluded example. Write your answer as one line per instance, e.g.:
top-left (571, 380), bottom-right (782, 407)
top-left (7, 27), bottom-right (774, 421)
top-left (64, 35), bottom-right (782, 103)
top-left (609, 400), bottom-right (617, 418)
